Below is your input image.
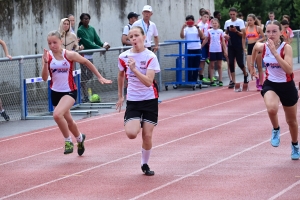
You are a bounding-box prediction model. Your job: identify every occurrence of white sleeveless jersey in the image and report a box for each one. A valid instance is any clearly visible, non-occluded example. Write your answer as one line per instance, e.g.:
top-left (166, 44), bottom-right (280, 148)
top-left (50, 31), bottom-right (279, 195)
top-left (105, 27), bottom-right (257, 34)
top-left (118, 49), bottom-right (160, 101)
top-left (262, 42), bottom-right (294, 83)
top-left (48, 49), bottom-right (77, 92)
top-left (207, 29), bottom-right (224, 52)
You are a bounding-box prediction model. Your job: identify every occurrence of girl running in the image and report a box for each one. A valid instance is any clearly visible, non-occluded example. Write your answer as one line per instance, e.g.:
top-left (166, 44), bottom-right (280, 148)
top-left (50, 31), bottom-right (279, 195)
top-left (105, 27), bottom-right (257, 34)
top-left (202, 18), bottom-right (227, 86)
top-left (116, 26), bottom-right (160, 176)
top-left (251, 21), bottom-right (299, 160)
top-left (245, 14), bottom-right (265, 91)
top-left (42, 31), bottom-right (112, 156)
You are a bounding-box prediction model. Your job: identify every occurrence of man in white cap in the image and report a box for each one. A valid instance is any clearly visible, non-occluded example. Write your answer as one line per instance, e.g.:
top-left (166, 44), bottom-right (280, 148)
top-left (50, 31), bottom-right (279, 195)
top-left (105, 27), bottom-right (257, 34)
top-left (132, 5), bottom-right (159, 52)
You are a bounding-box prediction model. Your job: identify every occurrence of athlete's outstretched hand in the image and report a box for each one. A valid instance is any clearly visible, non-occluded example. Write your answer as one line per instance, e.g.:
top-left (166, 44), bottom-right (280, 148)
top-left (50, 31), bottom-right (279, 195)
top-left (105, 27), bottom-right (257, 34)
top-left (97, 77), bottom-right (112, 84)
top-left (43, 49), bottom-right (49, 64)
top-left (116, 96), bottom-right (124, 112)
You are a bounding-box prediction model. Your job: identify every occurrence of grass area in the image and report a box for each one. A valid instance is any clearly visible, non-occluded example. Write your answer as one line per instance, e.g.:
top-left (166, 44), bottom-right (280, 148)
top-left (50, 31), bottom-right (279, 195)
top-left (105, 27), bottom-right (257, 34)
top-left (291, 38), bottom-right (299, 58)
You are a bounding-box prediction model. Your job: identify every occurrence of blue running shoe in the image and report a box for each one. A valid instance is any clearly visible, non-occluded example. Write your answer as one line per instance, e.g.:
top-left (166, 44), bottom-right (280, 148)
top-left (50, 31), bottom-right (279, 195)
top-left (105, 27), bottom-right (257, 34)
top-left (271, 129), bottom-right (280, 147)
top-left (291, 144), bottom-right (300, 160)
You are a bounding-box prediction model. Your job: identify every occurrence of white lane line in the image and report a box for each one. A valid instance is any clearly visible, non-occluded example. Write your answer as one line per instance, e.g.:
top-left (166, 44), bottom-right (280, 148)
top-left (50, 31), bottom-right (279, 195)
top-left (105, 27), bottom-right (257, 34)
top-left (268, 180), bottom-right (300, 200)
top-left (0, 87), bottom-right (229, 143)
top-left (130, 129), bottom-right (292, 200)
top-left (0, 93), bottom-right (259, 166)
top-left (0, 108), bottom-right (268, 199)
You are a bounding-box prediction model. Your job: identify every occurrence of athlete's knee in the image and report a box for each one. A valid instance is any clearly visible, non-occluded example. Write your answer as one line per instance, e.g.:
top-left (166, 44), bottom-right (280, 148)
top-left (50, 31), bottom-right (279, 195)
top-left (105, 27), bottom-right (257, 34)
top-left (53, 110), bottom-right (63, 121)
top-left (126, 132), bottom-right (138, 139)
top-left (286, 117), bottom-right (298, 127)
top-left (267, 106), bottom-right (278, 116)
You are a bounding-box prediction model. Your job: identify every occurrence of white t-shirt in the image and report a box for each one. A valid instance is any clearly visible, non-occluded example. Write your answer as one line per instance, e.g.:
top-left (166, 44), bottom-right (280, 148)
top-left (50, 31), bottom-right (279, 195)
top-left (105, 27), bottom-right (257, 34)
top-left (122, 24), bottom-right (132, 36)
top-left (183, 26), bottom-right (201, 50)
top-left (197, 21), bottom-right (209, 36)
top-left (132, 19), bottom-right (158, 48)
top-left (48, 49), bottom-right (77, 92)
top-left (118, 49), bottom-right (160, 101)
top-left (207, 28), bottom-right (224, 52)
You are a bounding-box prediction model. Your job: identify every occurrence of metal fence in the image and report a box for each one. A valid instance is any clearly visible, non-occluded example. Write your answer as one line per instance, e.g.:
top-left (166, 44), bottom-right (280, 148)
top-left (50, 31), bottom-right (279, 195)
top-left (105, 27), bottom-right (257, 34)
top-left (0, 31), bottom-right (300, 122)
top-left (0, 42), bottom-right (179, 121)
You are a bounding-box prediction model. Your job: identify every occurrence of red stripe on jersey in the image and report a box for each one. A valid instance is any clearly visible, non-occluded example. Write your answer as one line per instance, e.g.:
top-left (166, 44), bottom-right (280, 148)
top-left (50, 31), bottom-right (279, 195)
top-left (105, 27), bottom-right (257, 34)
top-left (152, 80), bottom-right (159, 98)
top-left (146, 58), bottom-right (154, 68)
top-left (286, 73), bottom-right (294, 82)
top-left (265, 68), bottom-right (269, 80)
top-left (48, 55), bottom-right (53, 89)
top-left (64, 50), bottom-right (77, 91)
top-left (280, 43), bottom-right (286, 59)
top-left (119, 58), bottom-right (127, 69)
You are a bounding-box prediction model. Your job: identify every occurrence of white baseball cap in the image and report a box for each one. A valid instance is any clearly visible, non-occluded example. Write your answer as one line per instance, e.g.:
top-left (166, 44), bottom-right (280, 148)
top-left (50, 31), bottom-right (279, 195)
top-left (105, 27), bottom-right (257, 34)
top-left (142, 5), bottom-right (152, 12)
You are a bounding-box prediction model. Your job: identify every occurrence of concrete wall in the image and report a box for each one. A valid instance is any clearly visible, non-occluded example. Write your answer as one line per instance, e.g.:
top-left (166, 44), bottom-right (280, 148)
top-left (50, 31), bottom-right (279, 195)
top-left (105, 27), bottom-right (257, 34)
top-left (0, 0), bottom-right (214, 57)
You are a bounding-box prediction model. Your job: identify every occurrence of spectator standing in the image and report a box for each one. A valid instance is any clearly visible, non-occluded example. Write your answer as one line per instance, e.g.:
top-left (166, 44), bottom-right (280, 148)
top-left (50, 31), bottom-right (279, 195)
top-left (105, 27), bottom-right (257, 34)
top-left (266, 11), bottom-right (277, 26)
top-left (282, 15), bottom-right (294, 43)
top-left (0, 39), bottom-right (12, 121)
top-left (224, 7), bottom-right (249, 88)
top-left (122, 12), bottom-right (140, 46)
top-left (68, 14), bottom-right (76, 34)
top-left (180, 15), bottom-right (204, 82)
top-left (58, 18), bottom-right (83, 51)
top-left (77, 13), bottom-right (110, 102)
top-left (132, 5), bottom-right (159, 53)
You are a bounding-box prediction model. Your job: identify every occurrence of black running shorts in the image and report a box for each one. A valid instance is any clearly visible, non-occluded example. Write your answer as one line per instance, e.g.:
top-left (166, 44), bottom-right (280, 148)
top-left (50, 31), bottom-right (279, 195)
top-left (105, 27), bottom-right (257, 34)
top-left (51, 90), bottom-right (77, 107)
top-left (261, 79), bottom-right (298, 107)
top-left (124, 98), bottom-right (158, 126)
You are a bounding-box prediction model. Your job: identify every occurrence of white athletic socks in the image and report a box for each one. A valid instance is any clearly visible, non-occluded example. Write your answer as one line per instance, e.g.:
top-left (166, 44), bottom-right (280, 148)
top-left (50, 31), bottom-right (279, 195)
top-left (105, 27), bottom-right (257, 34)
top-left (65, 136), bottom-right (72, 143)
top-left (0, 109), bottom-right (4, 113)
top-left (76, 133), bottom-right (83, 143)
top-left (141, 148), bottom-right (151, 166)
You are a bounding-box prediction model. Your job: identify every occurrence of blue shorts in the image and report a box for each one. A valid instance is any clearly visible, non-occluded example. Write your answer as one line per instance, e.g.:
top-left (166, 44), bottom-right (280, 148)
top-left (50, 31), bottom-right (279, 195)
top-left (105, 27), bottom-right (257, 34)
top-left (200, 44), bottom-right (209, 61)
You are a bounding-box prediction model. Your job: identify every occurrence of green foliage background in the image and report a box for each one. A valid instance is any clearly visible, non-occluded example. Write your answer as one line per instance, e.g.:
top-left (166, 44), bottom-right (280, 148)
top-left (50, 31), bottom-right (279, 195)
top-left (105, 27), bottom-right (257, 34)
top-left (215, 0), bottom-right (300, 30)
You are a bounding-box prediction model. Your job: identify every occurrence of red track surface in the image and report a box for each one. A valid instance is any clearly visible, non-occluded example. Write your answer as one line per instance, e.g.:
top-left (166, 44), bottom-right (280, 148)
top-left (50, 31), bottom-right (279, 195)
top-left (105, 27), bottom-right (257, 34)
top-left (1, 72), bottom-right (300, 200)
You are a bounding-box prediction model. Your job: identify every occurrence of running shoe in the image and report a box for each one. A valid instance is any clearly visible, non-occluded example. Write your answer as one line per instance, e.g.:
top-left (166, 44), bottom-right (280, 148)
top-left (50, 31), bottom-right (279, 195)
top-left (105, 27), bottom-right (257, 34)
top-left (228, 81), bottom-right (235, 89)
top-left (212, 77), bottom-right (217, 81)
top-left (257, 85), bottom-right (262, 91)
top-left (219, 81), bottom-right (223, 86)
top-left (271, 128), bottom-right (280, 147)
top-left (141, 164), bottom-right (155, 176)
top-left (64, 141), bottom-right (74, 154)
top-left (210, 82), bottom-right (217, 86)
top-left (244, 73), bottom-right (249, 83)
top-left (205, 58), bottom-right (210, 64)
top-left (256, 78), bottom-right (259, 88)
top-left (202, 78), bottom-right (211, 83)
top-left (1, 111), bottom-right (10, 121)
top-left (77, 134), bottom-right (86, 156)
top-left (291, 144), bottom-right (300, 160)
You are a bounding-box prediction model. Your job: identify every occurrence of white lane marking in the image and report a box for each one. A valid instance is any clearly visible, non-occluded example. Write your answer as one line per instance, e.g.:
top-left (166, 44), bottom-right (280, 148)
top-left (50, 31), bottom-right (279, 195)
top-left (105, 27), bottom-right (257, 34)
top-left (0, 87), bottom-right (232, 143)
top-left (130, 129), bottom-right (292, 200)
top-left (0, 93), bottom-right (259, 166)
top-left (0, 108), bottom-right (269, 199)
top-left (268, 180), bottom-right (300, 200)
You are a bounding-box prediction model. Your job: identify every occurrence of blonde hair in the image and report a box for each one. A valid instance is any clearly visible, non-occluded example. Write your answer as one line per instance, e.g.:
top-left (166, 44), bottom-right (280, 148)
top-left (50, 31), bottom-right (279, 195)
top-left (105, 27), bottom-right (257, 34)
top-left (47, 30), bottom-right (61, 40)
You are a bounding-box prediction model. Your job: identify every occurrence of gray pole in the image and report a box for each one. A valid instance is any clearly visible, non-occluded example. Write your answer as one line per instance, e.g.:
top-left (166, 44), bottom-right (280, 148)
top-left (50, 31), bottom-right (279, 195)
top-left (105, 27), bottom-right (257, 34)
top-left (19, 57), bottom-right (25, 120)
top-left (157, 48), bottom-right (162, 92)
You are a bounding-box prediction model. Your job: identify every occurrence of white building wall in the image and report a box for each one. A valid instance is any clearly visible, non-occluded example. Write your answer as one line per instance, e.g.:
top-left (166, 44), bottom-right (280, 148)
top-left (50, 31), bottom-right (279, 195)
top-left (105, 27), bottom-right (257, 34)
top-left (0, 0), bottom-right (214, 57)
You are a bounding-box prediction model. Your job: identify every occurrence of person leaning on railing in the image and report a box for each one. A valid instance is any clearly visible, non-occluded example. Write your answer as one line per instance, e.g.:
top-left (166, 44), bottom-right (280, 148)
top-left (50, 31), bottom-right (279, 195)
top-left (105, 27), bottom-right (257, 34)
top-left (0, 39), bottom-right (12, 121)
top-left (58, 18), bottom-right (83, 51)
top-left (77, 13), bottom-right (110, 103)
